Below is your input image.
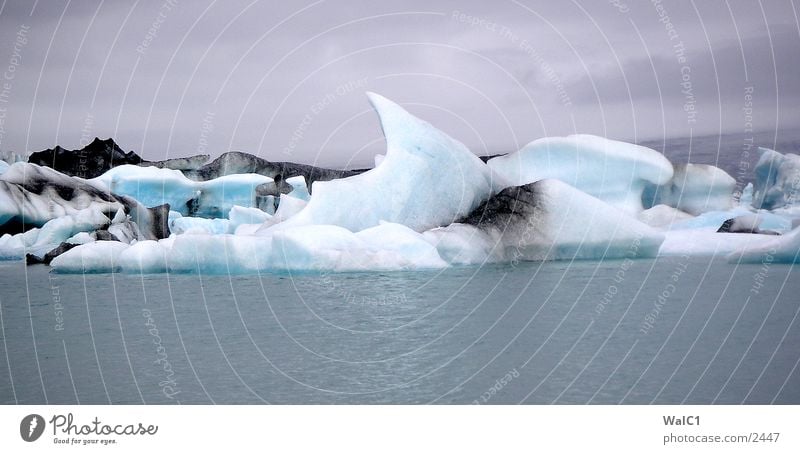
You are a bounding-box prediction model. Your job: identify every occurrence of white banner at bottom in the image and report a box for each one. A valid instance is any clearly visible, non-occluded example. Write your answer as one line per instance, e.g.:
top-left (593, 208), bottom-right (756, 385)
top-left (0, 405), bottom-right (797, 452)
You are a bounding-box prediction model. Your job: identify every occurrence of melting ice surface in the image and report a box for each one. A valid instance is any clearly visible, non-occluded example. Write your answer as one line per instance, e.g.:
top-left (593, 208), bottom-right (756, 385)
top-left (2, 92), bottom-right (800, 272)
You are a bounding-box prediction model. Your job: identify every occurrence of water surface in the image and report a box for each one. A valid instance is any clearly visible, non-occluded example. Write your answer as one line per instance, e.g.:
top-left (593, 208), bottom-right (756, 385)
top-left (0, 256), bottom-right (797, 404)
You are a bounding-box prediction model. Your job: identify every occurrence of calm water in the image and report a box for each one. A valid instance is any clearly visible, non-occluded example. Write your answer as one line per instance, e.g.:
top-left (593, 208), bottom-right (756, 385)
top-left (0, 256), bottom-right (797, 404)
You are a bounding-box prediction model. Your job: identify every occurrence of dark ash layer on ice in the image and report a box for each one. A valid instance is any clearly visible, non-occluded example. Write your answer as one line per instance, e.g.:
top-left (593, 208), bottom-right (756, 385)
top-left (0, 162), bottom-right (170, 262)
top-left (27, 138), bottom-right (210, 179)
top-left (424, 179), bottom-right (665, 264)
top-left (183, 151), bottom-right (366, 187)
top-left (26, 138), bottom-right (366, 191)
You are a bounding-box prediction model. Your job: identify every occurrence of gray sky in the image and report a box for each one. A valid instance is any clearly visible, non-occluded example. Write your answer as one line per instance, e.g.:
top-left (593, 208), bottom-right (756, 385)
top-left (0, 0), bottom-right (798, 167)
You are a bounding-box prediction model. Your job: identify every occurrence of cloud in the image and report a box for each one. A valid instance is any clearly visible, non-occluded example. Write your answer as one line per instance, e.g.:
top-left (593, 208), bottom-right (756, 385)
top-left (0, 0), bottom-right (797, 164)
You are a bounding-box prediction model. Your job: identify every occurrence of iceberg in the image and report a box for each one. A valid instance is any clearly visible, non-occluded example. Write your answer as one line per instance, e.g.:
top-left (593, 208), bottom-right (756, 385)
top-left (356, 222), bottom-right (447, 269)
top-left (268, 194), bottom-right (307, 224)
top-left (487, 135), bottom-right (674, 215)
top-left (285, 176), bottom-right (310, 201)
top-left (637, 204), bottom-right (694, 229)
top-left (166, 234), bottom-right (273, 274)
top-left (0, 162), bottom-right (126, 230)
top-left (426, 179), bottom-right (665, 264)
top-left (170, 216), bottom-right (231, 235)
top-left (655, 206), bottom-right (794, 258)
top-left (66, 231), bottom-right (95, 245)
top-left (263, 92), bottom-right (505, 233)
top-left (9, 92), bottom-right (800, 274)
top-left (0, 162), bottom-right (170, 240)
top-left (715, 214), bottom-right (783, 234)
top-left (50, 241), bottom-right (130, 273)
top-left (0, 162), bottom-right (170, 266)
top-left (422, 223), bottom-right (502, 265)
top-left (269, 222), bottom-right (446, 271)
top-left (118, 239), bottom-right (172, 273)
top-left (228, 205), bottom-right (273, 233)
top-left (658, 229), bottom-right (780, 257)
top-left (667, 207), bottom-right (793, 233)
top-left (54, 223), bottom-right (449, 274)
top-left (727, 226), bottom-right (800, 264)
top-left (91, 165), bottom-right (274, 217)
top-left (0, 207), bottom-right (110, 260)
top-left (643, 164), bottom-right (736, 215)
top-left (168, 204), bottom-right (275, 236)
top-left (752, 147), bottom-right (800, 210)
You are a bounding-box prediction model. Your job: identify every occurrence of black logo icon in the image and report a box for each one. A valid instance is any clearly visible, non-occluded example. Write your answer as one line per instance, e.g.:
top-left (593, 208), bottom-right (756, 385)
top-left (20, 414), bottom-right (45, 442)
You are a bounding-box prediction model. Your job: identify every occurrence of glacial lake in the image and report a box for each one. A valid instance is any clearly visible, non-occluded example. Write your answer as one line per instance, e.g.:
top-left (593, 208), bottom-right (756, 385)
top-left (0, 257), bottom-right (797, 404)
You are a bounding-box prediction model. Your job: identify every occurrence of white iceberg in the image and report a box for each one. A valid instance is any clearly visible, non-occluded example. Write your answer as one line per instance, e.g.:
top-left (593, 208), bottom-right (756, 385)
top-left (668, 207), bottom-right (793, 233)
top-left (285, 175), bottom-right (310, 201)
top-left (118, 239), bottom-right (172, 273)
top-left (269, 222), bottom-right (447, 271)
top-left (637, 204), bottom-right (694, 229)
top-left (422, 224), bottom-right (503, 265)
top-left (228, 205), bottom-right (273, 234)
top-left (50, 241), bottom-right (130, 273)
top-left (170, 217), bottom-right (231, 235)
top-left (727, 226), bottom-right (800, 264)
top-left (167, 234), bottom-right (273, 274)
top-left (91, 164), bottom-right (273, 217)
top-left (266, 194), bottom-right (307, 226)
top-left (659, 229), bottom-right (783, 258)
top-left (263, 92), bottom-right (504, 233)
top-left (487, 134), bottom-right (674, 215)
top-left (55, 221), bottom-right (449, 274)
top-left (643, 164), bottom-right (736, 215)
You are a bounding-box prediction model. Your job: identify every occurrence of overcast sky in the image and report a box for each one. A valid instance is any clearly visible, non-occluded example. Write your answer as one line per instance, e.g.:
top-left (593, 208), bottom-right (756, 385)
top-left (0, 0), bottom-right (798, 167)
